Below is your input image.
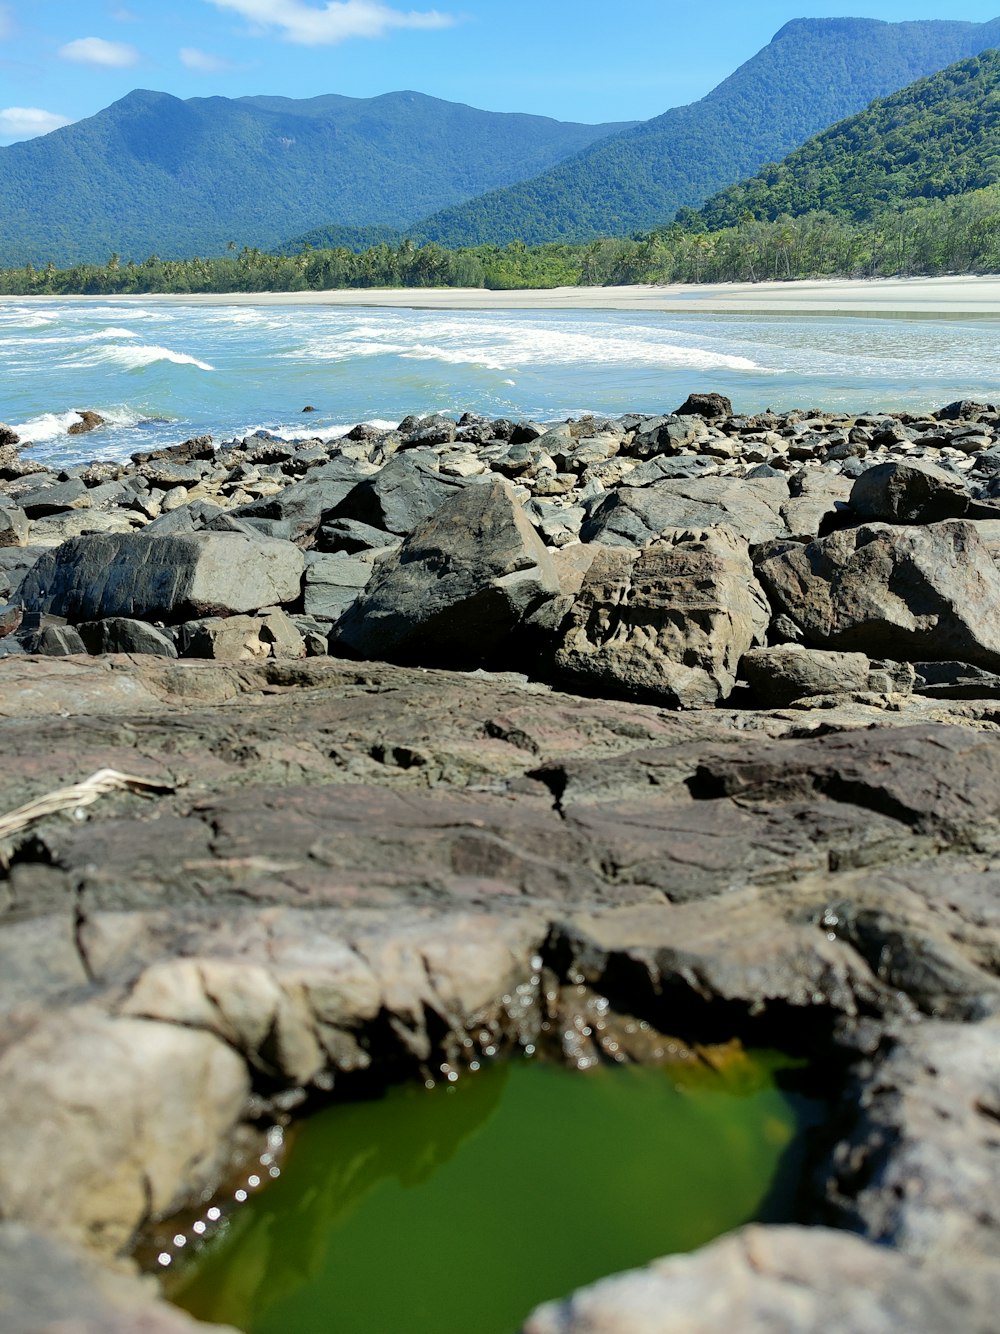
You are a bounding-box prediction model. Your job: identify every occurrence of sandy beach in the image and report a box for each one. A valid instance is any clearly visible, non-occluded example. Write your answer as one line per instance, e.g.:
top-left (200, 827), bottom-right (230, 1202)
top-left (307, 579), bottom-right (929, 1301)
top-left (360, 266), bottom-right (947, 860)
top-left (77, 274), bottom-right (1000, 316)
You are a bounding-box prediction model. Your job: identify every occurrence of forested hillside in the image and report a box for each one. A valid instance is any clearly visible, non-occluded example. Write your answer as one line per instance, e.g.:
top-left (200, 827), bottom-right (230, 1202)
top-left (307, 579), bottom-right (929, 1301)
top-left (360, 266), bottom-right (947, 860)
top-left (409, 16), bottom-right (1000, 247)
top-left (688, 48), bottom-right (1000, 229)
top-left (0, 91), bottom-right (634, 267)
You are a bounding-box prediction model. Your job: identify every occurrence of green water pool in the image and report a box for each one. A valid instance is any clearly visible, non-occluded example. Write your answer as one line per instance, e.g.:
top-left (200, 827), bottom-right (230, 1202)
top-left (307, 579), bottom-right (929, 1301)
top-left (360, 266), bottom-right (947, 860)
top-left (168, 1052), bottom-right (824, 1333)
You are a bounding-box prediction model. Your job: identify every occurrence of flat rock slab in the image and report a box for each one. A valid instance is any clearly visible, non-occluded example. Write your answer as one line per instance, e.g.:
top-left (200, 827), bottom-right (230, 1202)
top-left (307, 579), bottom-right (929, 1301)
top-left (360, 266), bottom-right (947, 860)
top-left (3, 654), bottom-right (1000, 1327)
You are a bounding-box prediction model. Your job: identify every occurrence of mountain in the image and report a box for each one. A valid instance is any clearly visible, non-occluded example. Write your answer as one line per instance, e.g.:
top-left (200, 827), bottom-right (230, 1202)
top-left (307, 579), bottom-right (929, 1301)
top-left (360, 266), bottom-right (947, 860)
top-left (687, 48), bottom-right (1000, 229)
top-left (408, 15), bottom-right (1000, 248)
top-left (0, 91), bottom-right (636, 267)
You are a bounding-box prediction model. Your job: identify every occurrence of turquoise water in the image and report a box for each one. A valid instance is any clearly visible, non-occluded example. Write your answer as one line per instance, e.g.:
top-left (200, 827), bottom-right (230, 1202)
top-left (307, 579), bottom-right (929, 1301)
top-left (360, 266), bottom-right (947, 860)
top-left (167, 1054), bottom-right (823, 1334)
top-left (3, 299), bottom-right (1000, 468)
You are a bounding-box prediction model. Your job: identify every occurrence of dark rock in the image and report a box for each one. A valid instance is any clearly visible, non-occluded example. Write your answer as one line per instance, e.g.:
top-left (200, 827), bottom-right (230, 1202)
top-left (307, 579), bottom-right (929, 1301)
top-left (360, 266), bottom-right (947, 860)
top-left (233, 456), bottom-right (369, 543)
top-left (66, 411), bottom-right (104, 436)
top-left (316, 518), bottom-right (400, 554)
top-left (131, 436), bottom-right (215, 466)
top-left (20, 624), bottom-right (87, 655)
top-left (756, 521), bottom-right (1000, 669)
top-left (0, 603), bottom-right (22, 639)
top-left (0, 424), bottom-right (20, 447)
top-left (935, 399), bottom-right (995, 421)
top-left (328, 450), bottom-right (480, 537)
top-left (848, 459), bottom-right (969, 525)
top-left (913, 660), bottom-right (1000, 699)
top-left (333, 477), bottom-right (559, 668)
top-left (17, 477), bottom-right (90, 518)
top-left (77, 618), bottom-right (178, 658)
top-left (673, 391), bottom-right (733, 419)
top-left (18, 532), bottom-right (304, 624)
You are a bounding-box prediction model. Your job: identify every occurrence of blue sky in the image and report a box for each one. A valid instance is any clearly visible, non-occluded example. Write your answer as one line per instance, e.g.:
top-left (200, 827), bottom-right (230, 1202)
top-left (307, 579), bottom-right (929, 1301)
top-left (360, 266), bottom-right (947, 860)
top-left (2, 1), bottom-right (1000, 142)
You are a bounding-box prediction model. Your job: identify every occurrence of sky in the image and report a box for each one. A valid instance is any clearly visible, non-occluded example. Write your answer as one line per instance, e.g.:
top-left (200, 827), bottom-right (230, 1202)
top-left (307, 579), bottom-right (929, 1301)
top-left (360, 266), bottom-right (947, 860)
top-left (1, 1), bottom-right (1000, 143)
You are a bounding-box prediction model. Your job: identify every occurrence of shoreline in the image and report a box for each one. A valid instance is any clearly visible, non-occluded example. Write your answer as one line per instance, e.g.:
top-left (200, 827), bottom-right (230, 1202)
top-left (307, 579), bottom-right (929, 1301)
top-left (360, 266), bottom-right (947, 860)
top-left (7, 274), bottom-right (1000, 316)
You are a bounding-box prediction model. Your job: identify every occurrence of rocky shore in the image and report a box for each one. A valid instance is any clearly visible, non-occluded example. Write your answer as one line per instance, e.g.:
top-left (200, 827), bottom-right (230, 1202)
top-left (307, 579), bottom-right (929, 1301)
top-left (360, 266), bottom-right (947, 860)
top-left (3, 394), bottom-right (1000, 1331)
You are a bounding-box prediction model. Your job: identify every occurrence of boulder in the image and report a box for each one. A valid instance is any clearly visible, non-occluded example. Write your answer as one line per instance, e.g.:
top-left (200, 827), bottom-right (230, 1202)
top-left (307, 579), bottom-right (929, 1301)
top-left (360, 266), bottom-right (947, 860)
top-left (0, 507), bottom-right (28, 548)
top-left (16, 477), bottom-right (90, 518)
top-left (0, 1011), bottom-right (248, 1255)
top-left (522, 1225), bottom-right (976, 1334)
top-left (742, 645), bottom-right (914, 707)
top-left (581, 476), bottom-right (789, 547)
top-left (178, 615), bottom-right (269, 661)
top-left (673, 391), bottom-right (733, 419)
top-left (66, 410), bottom-right (104, 435)
top-left (18, 531), bottom-right (304, 624)
top-left (328, 449), bottom-right (480, 537)
top-left (755, 521), bottom-right (1000, 669)
top-left (555, 526), bottom-right (770, 708)
top-left (848, 458), bottom-right (969, 525)
top-left (77, 617), bottom-right (178, 658)
top-left (333, 477), bottom-right (560, 668)
top-left (233, 456), bottom-right (370, 542)
top-left (303, 552), bottom-right (374, 621)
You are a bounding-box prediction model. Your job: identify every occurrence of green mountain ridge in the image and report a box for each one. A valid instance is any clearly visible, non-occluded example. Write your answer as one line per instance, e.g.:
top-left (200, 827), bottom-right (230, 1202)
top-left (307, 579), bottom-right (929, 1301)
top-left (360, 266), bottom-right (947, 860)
top-left (0, 90), bottom-right (635, 267)
top-left (688, 47), bottom-right (1000, 228)
top-left (406, 15), bottom-right (1000, 248)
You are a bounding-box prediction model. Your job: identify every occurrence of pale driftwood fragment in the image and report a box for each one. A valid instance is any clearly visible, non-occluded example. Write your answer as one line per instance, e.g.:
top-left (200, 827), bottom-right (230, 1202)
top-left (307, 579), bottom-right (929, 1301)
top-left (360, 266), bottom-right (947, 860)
top-left (0, 768), bottom-right (175, 842)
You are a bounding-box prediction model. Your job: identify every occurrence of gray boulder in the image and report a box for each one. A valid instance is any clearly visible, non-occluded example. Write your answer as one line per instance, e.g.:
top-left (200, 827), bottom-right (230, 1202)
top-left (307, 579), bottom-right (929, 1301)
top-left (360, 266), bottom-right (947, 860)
top-left (756, 520), bottom-right (1000, 669)
top-left (849, 458), bottom-right (969, 524)
top-left (233, 455), bottom-right (370, 542)
top-left (328, 449), bottom-right (480, 537)
top-left (333, 477), bottom-right (560, 668)
top-left (303, 552), bottom-right (375, 621)
top-left (581, 476), bottom-right (789, 547)
top-left (18, 532), bottom-right (304, 624)
top-left (555, 526), bottom-right (770, 708)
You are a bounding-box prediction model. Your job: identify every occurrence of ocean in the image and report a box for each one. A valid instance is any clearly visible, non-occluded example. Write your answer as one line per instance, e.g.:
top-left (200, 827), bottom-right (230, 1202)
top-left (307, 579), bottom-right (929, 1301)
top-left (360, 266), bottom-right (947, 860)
top-left (3, 297), bottom-right (1000, 469)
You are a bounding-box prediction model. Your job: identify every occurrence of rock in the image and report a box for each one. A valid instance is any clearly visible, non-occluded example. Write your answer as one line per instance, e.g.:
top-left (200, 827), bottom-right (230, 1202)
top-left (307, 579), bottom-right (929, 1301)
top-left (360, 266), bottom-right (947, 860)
top-left (673, 391), bottom-right (733, 419)
top-left (0, 1222), bottom-right (239, 1334)
top-left (781, 470), bottom-right (853, 540)
top-left (756, 521), bottom-right (1000, 669)
top-left (0, 507), bottom-right (28, 548)
top-left (936, 399), bottom-right (995, 421)
top-left (77, 617), bottom-right (178, 658)
top-left (914, 660), bottom-right (1000, 699)
top-left (0, 424), bottom-right (20, 447)
top-left (0, 1011), bottom-right (248, 1254)
top-left (19, 623), bottom-right (87, 655)
top-left (848, 458), bottom-right (969, 524)
top-left (581, 476), bottom-right (789, 547)
top-left (555, 526), bottom-right (770, 708)
top-left (18, 531), bottom-right (304, 623)
top-left (16, 477), bottom-right (90, 518)
top-left (333, 477), bottom-right (560, 668)
top-left (233, 456), bottom-right (370, 543)
top-left (303, 552), bottom-right (374, 621)
top-left (258, 608), bottom-right (306, 660)
top-left (328, 449), bottom-right (479, 537)
top-left (742, 645), bottom-right (914, 707)
top-left (0, 603), bottom-right (22, 639)
top-left (521, 1224), bottom-right (982, 1334)
top-left (178, 614), bottom-right (269, 660)
top-left (66, 410), bottom-right (104, 435)
top-left (825, 1017), bottom-right (1000, 1268)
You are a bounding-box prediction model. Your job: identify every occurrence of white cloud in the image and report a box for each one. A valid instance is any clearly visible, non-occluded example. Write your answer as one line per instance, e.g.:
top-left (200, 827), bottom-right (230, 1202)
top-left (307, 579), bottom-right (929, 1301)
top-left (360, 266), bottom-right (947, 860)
top-left (179, 46), bottom-right (231, 72)
top-left (207, 0), bottom-right (455, 47)
top-left (0, 107), bottom-right (73, 142)
top-left (58, 37), bottom-right (141, 67)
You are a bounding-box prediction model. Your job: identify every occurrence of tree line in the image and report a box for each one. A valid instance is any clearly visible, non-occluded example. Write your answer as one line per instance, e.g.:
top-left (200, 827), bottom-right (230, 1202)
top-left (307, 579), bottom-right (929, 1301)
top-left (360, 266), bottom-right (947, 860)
top-left (3, 187), bottom-right (1000, 295)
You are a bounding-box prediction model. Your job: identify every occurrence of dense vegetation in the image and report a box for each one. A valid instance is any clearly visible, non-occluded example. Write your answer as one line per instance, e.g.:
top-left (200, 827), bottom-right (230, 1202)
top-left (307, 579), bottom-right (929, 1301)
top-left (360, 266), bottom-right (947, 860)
top-left (0, 90), bottom-right (634, 268)
top-left (6, 184), bottom-right (1000, 296)
top-left (690, 49), bottom-right (1000, 230)
top-left (409, 16), bottom-right (1000, 248)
